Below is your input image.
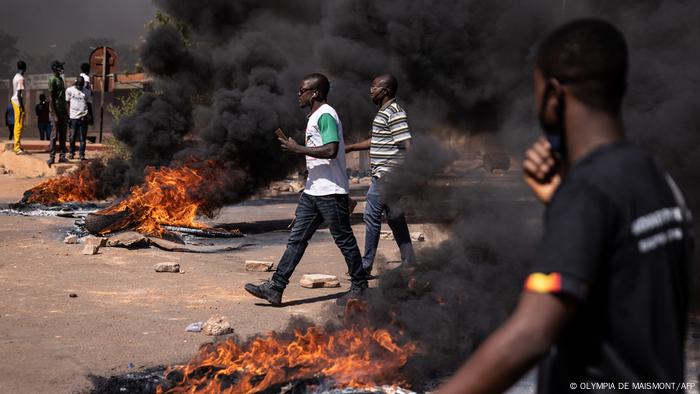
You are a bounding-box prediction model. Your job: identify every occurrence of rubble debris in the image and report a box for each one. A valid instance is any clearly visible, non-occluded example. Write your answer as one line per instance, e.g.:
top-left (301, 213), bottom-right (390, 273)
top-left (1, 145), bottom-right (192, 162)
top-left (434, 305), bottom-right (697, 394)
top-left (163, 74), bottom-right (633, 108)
top-left (300, 274), bottom-right (341, 288)
top-left (270, 182), bottom-right (291, 192)
top-left (185, 322), bottom-right (203, 332)
top-left (105, 231), bottom-right (149, 248)
top-left (154, 262), bottom-right (180, 273)
top-left (380, 231), bottom-right (425, 242)
top-left (245, 260), bottom-right (274, 272)
top-left (82, 244), bottom-right (99, 255)
top-left (148, 237), bottom-right (253, 253)
top-left (410, 232), bottom-right (425, 242)
top-left (202, 315), bottom-right (234, 336)
top-left (84, 235), bottom-right (107, 248)
top-left (63, 234), bottom-right (78, 244)
top-left (289, 180), bottom-right (305, 193)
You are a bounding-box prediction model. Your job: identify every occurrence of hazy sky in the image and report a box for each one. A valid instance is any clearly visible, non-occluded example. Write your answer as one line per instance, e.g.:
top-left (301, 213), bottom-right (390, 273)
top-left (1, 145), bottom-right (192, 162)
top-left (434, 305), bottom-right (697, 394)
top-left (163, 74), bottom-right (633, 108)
top-left (0, 0), bottom-right (158, 55)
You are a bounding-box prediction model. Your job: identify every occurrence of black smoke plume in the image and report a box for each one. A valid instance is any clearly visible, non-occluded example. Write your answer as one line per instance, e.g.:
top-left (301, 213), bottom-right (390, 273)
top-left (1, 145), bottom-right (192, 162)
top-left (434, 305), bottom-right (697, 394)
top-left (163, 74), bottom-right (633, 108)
top-left (101, 0), bottom-right (699, 388)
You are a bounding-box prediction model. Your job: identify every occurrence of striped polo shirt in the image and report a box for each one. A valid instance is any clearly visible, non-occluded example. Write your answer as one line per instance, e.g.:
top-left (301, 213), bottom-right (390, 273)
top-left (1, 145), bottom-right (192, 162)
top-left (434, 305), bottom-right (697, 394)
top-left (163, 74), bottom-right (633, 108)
top-left (370, 99), bottom-right (412, 177)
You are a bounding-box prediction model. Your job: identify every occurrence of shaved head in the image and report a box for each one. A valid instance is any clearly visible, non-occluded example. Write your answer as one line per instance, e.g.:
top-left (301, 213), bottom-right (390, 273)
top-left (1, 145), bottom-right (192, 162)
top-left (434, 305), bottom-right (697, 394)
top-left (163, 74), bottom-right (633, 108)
top-left (302, 72), bottom-right (330, 100)
top-left (373, 74), bottom-right (398, 97)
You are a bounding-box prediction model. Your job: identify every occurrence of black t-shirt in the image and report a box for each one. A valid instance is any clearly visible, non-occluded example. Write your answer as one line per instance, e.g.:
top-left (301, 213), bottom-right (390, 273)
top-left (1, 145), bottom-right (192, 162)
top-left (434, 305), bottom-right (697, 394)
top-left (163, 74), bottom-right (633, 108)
top-left (525, 142), bottom-right (693, 393)
top-left (35, 101), bottom-right (50, 124)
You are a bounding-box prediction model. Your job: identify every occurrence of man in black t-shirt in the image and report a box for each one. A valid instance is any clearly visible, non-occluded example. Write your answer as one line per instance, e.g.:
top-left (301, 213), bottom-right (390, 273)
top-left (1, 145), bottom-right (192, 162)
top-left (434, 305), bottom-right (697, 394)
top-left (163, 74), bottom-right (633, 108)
top-left (438, 19), bottom-right (693, 394)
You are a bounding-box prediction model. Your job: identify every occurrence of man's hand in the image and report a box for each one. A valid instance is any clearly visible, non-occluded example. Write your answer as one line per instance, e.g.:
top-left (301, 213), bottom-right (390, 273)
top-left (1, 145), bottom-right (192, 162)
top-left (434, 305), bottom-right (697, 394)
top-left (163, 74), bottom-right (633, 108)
top-left (523, 137), bottom-right (562, 204)
top-left (279, 136), bottom-right (302, 154)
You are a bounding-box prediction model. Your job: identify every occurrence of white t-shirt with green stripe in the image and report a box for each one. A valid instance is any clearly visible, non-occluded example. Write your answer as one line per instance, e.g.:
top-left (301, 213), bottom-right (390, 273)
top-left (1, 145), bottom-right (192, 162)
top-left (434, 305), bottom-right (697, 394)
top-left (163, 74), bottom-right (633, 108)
top-left (370, 99), bottom-right (412, 177)
top-left (304, 104), bottom-right (349, 196)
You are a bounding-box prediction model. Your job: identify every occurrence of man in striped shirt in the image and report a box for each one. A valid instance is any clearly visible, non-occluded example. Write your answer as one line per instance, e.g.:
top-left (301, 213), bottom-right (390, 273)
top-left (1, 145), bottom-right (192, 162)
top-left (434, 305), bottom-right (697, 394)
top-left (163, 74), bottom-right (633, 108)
top-left (346, 74), bottom-right (415, 277)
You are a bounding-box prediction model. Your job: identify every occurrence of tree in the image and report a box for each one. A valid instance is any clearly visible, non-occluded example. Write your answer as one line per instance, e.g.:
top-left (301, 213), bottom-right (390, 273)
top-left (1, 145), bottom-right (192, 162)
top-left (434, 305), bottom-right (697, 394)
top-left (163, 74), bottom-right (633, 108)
top-left (0, 30), bottom-right (19, 77)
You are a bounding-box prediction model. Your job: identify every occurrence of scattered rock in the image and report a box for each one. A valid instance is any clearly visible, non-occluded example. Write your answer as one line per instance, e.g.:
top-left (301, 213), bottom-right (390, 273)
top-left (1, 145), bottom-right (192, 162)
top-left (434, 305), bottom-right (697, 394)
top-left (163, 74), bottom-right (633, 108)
top-left (63, 234), bottom-right (78, 244)
top-left (410, 232), bottom-right (425, 242)
top-left (245, 260), bottom-right (274, 272)
top-left (105, 231), bottom-right (149, 247)
top-left (81, 244), bottom-right (99, 255)
top-left (202, 316), bottom-right (234, 336)
top-left (154, 262), bottom-right (180, 273)
top-left (300, 274), bottom-right (341, 288)
top-left (379, 231), bottom-right (394, 240)
top-left (84, 236), bottom-right (107, 248)
top-left (289, 180), bottom-right (305, 193)
top-left (185, 322), bottom-right (203, 333)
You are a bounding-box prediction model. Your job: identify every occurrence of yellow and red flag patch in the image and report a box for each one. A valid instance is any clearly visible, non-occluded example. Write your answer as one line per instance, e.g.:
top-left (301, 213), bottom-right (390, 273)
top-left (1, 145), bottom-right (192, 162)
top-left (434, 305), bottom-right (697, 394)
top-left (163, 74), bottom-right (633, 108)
top-left (524, 272), bottom-right (562, 294)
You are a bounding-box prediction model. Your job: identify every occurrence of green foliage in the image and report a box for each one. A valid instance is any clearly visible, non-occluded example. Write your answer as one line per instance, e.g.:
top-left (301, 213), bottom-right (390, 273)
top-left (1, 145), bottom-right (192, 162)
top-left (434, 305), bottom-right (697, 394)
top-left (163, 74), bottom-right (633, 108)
top-left (105, 90), bottom-right (142, 160)
top-left (108, 89), bottom-right (142, 123)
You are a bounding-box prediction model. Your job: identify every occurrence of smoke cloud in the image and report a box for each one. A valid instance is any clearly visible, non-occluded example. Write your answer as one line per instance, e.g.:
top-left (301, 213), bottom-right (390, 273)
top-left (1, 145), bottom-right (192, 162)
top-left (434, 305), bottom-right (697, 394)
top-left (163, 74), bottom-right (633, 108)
top-left (103, 0), bottom-right (700, 387)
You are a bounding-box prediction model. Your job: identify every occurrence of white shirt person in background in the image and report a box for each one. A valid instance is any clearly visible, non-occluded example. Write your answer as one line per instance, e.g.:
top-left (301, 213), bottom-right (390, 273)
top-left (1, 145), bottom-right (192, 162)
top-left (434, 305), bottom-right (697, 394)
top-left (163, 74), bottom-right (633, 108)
top-left (65, 77), bottom-right (93, 161)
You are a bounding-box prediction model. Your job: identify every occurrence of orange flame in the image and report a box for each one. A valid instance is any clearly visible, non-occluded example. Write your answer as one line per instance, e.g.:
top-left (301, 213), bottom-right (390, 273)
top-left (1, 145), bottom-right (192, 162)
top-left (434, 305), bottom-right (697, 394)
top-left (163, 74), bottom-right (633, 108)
top-left (158, 325), bottom-right (416, 393)
top-left (97, 162), bottom-right (224, 236)
top-left (23, 162), bottom-right (100, 204)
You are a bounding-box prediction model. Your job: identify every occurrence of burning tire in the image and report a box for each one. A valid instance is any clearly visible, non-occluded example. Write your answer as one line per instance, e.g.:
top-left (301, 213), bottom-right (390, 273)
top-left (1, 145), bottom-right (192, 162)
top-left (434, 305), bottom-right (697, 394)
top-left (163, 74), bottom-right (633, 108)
top-left (84, 210), bottom-right (134, 234)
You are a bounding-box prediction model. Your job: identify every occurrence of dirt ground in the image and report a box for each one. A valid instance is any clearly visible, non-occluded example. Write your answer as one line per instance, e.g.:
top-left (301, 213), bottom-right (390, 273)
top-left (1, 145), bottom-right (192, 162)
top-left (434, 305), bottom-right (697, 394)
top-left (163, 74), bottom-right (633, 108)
top-left (0, 171), bottom-right (443, 393)
top-left (0, 167), bottom-right (698, 394)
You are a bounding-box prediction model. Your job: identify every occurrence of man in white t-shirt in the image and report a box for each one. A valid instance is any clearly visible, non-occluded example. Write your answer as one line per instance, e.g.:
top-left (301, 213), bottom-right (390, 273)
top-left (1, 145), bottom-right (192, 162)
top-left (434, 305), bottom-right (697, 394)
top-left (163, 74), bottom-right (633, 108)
top-left (10, 60), bottom-right (27, 154)
top-left (245, 73), bottom-right (368, 307)
top-left (65, 77), bottom-right (93, 160)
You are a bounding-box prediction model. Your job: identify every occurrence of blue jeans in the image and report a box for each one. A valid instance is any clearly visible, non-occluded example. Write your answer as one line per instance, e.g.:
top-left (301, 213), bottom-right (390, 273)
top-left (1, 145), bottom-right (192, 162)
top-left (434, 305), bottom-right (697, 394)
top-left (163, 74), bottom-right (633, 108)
top-left (38, 122), bottom-right (51, 140)
top-left (272, 193), bottom-right (367, 289)
top-left (362, 178), bottom-right (415, 272)
top-left (69, 117), bottom-right (88, 158)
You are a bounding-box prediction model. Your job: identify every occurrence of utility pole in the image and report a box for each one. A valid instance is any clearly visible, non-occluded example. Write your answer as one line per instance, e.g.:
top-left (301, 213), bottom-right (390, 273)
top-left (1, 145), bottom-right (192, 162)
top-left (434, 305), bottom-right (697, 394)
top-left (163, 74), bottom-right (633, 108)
top-left (99, 46), bottom-right (106, 143)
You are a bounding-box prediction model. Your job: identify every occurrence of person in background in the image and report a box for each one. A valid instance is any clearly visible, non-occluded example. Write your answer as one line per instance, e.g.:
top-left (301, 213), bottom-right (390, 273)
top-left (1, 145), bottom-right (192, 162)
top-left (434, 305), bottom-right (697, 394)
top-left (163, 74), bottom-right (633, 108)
top-left (4, 103), bottom-right (13, 140)
top-left (437, 18), bottom-right (693, 394)
top-left (66, 77), bottom-right (93, 161)
top-left (10, 60), bottom-right (27, 154)
top-left (47, 60), bottom-right (68, 167)
top-left (35, 94), bottom-right (51, 141)
top-left (79, 63), bottom-right (92, 92)
top-left (345, 74), bottom-right (415, 277)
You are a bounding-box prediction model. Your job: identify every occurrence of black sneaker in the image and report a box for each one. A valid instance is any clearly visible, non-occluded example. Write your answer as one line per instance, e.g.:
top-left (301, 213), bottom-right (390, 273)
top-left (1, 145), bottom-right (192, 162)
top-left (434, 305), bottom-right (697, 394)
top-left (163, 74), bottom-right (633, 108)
top-left (47, 158), bottom-right (55, 167)
top-left (244, 280), bottom-right (283, 306)
top-left (336, 285), bottom-right (366, 306)
top-left (68, 154), bottom-right (75, 160)
top-left (58, 157), bottom-right (69, 163)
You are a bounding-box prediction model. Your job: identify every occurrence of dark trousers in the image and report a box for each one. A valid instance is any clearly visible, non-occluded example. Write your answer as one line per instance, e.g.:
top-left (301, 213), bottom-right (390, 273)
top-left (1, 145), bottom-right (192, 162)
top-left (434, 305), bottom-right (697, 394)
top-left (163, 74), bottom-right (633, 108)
top-left (49, 118), bottom-right (67, 159)
top-left (69, 117), bottom-right (88, 158)
top-left (362, 177), bottom-right (415, 271)
top-left (6, 125), bottom-right (12, 140)
top-left (38, 122), bottom-right (51, 141)
top-left (272, 193), bottom-right (368, 289)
